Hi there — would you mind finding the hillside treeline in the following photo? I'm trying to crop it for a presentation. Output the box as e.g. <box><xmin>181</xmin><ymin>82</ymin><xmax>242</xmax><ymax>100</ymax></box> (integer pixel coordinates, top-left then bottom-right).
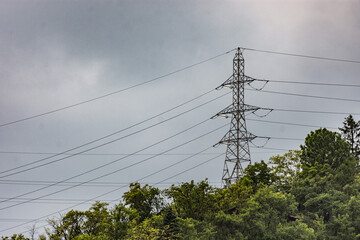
<box><xmin>3</xmin><ymin>115</ymin><xmax>360</xmax><ymax>240</ymax></box>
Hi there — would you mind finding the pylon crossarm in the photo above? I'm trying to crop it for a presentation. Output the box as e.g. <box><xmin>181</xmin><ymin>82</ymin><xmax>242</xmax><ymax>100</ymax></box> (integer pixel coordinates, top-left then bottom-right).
<box><xmin>215</xmin><ymin>75</ymin><xmax>234</xmax><ymax>90</ymax></box>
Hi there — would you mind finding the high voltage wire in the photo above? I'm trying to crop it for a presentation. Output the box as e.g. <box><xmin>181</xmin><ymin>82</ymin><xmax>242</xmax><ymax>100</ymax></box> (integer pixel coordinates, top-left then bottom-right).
<box><xmin>0</xmin><ymin>136</ymin><xmax>226</xmax><ymax>234</ymax></box>
<box><xmin>2</xmin><ymin>46</ymin><xmax>357</xmax><ymax>129</ymax></box>
<box><xmin>0</xmin><ymin>122</ymin><xmax>227</xmax><ymax>211</ymax></box>
<box><xmin>0</xmin><ymin>142</ymin><xmax>296</xmax><ymax>232</ymax></box>
<box><xmin>248</xmin><ymin>88</ymin><xmax>360</xmax><ymax>103</ymax></box>
<box><xmin>0</xmin><ymin>118</ymin><xmax>336</xmax><ymax>158</ymax></box>
<box><xmin>273</xmin><ymin>108</ymin><xmax>360</xmax><ymax>116</ymax></box>
<box><xmin>0</xmin><ymin>180</ymin><xmax>219</xmax><ymax>188</ymax></box>
<box><xmin>0</xmin><ymin>151</ymin><xmax>221</xmax><ymax>156</ymax></box>
<box><xmin>247</xmin><ymin>118</ymin><xmax>337</xmax><ymax>130</ymax></box>
<box><xmin>0</xmin><ymin>91</ymin><xmax>229</xmax><ymax>178</ymax></box>
<box><xmin>243</xmin><ymin>47</ymin><xmax>360</xmax><ymax>64</ymax></box>
<box><xmin>265</xmin><ymin>79</ymin><xmax>360</xmax><ymax>88</ymax></box>
<box><xmin>1</xmin><ymin>46</ymin><xmax>358</xmax><ymax>130</ymax></box>
<box><xmin>0</xmin><ymin>49</ymin><xmax>235</xmax><ymax>128</ymax></box>
<box><xmin>26</xmin><ymin>151</ymin><xmax>224</xmax><ymax>234</ymax></box>
<box><xmin>270</xmin><ymin>137</ymin><xmax>303</xmax><ymax>141</ymax></box>
<box><xmin>22</xmin><ymin>153</ymin><xmax>224</xmax><ymax>234</ymax></box>
<box><xmin>0</xmin><ymin>118</ymin><xmax>216</xmax><ymax>205</ymax></box>
<box><xmin>0</xmin><ymin>88</ymin><xmax>216</xmax><ymax>176</ymax></box>
<box><xmin>154</xmin><ymin>154</ymin><xmax>223</xmax><ymax>187</ymax></box>
<box><xmin>0</xmin><ymin>133</ymin><xmax>298</xmax><ymax>202</ymax></box>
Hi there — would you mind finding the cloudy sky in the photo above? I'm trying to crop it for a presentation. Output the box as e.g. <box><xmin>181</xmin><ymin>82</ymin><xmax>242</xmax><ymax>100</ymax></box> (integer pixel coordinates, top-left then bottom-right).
<box><xmin>1</xmin><ymin>0</ymin><xmax>360</xmax><ymax>236</ymax></box>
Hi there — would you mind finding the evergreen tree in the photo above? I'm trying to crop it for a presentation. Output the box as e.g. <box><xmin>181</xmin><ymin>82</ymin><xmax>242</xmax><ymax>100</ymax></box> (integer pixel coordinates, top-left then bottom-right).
<box><xmin>339</xmin><ymin>114</ymin><xmax>360</xmax><ymax>160</ymax></box>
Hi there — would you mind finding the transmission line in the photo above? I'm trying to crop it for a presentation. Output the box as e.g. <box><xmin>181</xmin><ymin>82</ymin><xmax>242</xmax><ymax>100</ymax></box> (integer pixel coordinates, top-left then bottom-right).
<box><xmin>273</xmin><ymin>108</ymin><xmax>360</xmax><ymax>116</ymax></box>
<box><xmin>248</xmin><ymin>88</ymin><xmax>360</xmax><ymax>103</ymax></box>
<box><xmin>0</xmin><ymin>91</ymin><xmax>229</xmax><ymax>178</ymax></box>
<box><xmin>0</xmin><ymin>88</ymin><xmax>215</xmax><ymax>176</ymax></box>
<box><xmin>247</xmin><ymin>118</ymin><xmax>337</xmax><ymax>130</ymax></box>
<box><xmin>0</xmin><ymin>122</ymin><xmax>227</xmax><ymax>210</ymax></box>
<box><xmin>0</xmin><ymin>49</ymin><xmax>235</xmax><ymax>128</ymax></box>
<box><xmin>264</xmin><ymin>79</ymin><xmax>360</xmax><ymax>88</ymax></box>
<box><xmin>243</xmin><ymin>47</ymin><xmax>360</xmax><ymax>64</ymax></box>
<box><xmin>0</xmin><ymin>151</ymin><xmax>221</xmax><ymax>156</ymax></box>
<box><xmin>155</xmin><ymin>154</ymin><xmax>223</xmax><ymax>187</ymax></box>
<box><xmin>0</xmin><ymin>126</ymin><xmax>227</xmax><ymax>234</ymax></box>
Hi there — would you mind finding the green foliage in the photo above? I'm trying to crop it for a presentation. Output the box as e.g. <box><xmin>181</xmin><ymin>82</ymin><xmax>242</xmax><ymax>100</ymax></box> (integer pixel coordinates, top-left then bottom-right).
<box><xmin>165</xmin><ymin>180</ymin><xmax>216</xmax><ymax>221</ymax></box>
<box><xmin>301</xmin><ymin>128</ymin><xmax>353</xmax><ymax>170</ymax></box>
<box><xmin>1</xmin><ymin>235</ymin><xmax>29</xmax><ymax>240</ymax></box>
<box><xmin>178</xmin><ymin>218</ymin><xmax>216</xmax><ymax>240</ymax></box>
<box><xmin>238</xmin><ymin>186</ymin><xmax>297</xmax><ymax>239</ymax></box>
<box><xmin>339</xmin><ymin>114</ymin><xmax>360</xmax><ymax>159</ymax></box>
<box><xmin>269</xmin><ymin>150</ymin><xmax>301</xmax><ymax>192</ymax></box>
<box><xmin>127</xmin><ymin>215</ymin><xmax>165</xmax><ymax>240</ymax></box>
<box><xmin>275</xmin><ymin>222</ymin><xmax>316</xmax><ymax>240</ymax></box>
<box><xmin>242</xmin><ymin>160</ymin><xmax>278</xmax><ymax>192</ymax></box>
<box><xmin>123</xmin><ymin>182</ymin><xmax>163</xmax><ymax>222</ymax></box>
<box><xmin>161</xmin><ymin>207</ymin><xmax>180</xmax><ymax>239</ymax></box>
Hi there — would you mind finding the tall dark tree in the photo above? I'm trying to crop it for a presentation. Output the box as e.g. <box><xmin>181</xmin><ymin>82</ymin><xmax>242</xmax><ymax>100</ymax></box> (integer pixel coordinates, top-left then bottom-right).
<box><xmin>122</xmin><ymin>182</ymin><xmax>163</xmax><ymax>222</ymax></box>
<box><xmin>339</xmin><ymin>114</ymin><xmax>360</xmax><ymax>160</ymax></box>
<box><xmin>242</xmin><ymin>160</ymin><xmax>278</xmax><ymax>192</ymax></box>
<box><xmin>300</xmin><ymin>128</ymin><xmax>353</xmax><ymax>170</ymax></box>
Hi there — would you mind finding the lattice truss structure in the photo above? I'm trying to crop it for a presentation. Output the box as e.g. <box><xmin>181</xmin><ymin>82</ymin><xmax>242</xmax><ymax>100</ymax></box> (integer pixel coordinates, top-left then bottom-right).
<box><xmin>213</xmin><ymin>48</ymin><xmax>266</xmax><ymax>188</ymax></box>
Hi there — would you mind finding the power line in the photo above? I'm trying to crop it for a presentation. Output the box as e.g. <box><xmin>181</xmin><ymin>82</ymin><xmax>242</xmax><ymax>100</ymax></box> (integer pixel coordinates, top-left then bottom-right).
<box><xmin>0</xmin><ymin>151</ymin><xmax>221</xmax><ymax>156</ymax></box>
<box><xmin>0</xmin><ymin>180</ymin><xmax>217</xmax><ymax>188</ymax></box>
<box><xmin>243</xmin><ymin>47</ymin><xmax>360</xmax><ymax>64</ymax></box>
<box><xmin>0</xmin><ymin>88</ymin><xmax>215</xmax><ymax>176</ymax></box>
<box><xmin>270</xmin><ymin>137</ymin><xmax>303</xmax><ymax>141</ymax></box>
<box><xmin>1</xmin><ymin>139</ymin><xmax>289</xmax><ymax>233</ymax></box>
<box><xmin>0</xmin><ymin>117</ymin><xmax>335</xmax><ymax>163</ymax></box>
<box><xmin>273</xmin><ymin>108</ymin><xmax>360</xmax><ymax>116</ymax></box>
<box><xmin>247</xmin><ymin>118</ymin><xmax>337</xmax><ymax>130</ymax></box>
<box><xmin>0</xmin><ymin>122</ymin><xmax>227</xmax><ymax>210</ymax></box>
<box><xmin>154</xmin><ymin>153</ymin><xmax>223</xmax><ymax>187</ymax></box>
<box><xmin>0</xmin><ymin>49</ymin><xmax>235</xmax><ymax>128</ymax></box>
<box><xmin>0</xmin><ymin>128</ymin><xmax>226</xmax><ymax>234</ymax></box>
<box><xmin>265</xmin><ymin>79</ymin><xmax>360</xmax><ymax>88</ymax></box>
<box><xmin>0</xmin><ymin>91</ymin><xmax>229</xmax><ymax>179</ymax></box>
<box><xmin>248</xmin><ymin>88</ymin><xmax>360</xmax><ymax>103</ymax></box>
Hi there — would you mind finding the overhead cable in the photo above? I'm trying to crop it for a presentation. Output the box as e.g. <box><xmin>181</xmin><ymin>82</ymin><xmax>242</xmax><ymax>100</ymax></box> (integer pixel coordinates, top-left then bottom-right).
<box><xmin>264</xmin><ymin>79</ymin><xmax>360</xmax><ymax>88</ymax></box>
<box><xmin>0</xmin><ymin>49</ymin><xmax>235</xmax><ymax>128</ymax></box>
<box><xmin>0</xmin><ymin>91</ymin><xmax>229</xmax><ymax>178</ymax></box>
<box><xmin>0</xmin><ymin>127</ymin><xmax>226</xmax><ymax>233</ymax></box>
<box><xmin>248</xmin><ymin>88</ymin><xmax>360</xmax><ymax>103</ymax></box>
<box><xmin>0</xmin><ymin>122</ymin><xmax>227</xmax><ymax>211</ymax></box>
<box><xmin>243</xmin><ymin>47</ymin><xmax>360</xmax><ymax>64</ymax></box>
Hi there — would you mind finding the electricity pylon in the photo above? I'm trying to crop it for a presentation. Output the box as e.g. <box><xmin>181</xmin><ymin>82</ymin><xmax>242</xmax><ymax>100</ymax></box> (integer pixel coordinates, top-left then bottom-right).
<box><xmin>213</xmin><ymin>47</ymin><xmax>264</xmax><ymax>188</ymax></box>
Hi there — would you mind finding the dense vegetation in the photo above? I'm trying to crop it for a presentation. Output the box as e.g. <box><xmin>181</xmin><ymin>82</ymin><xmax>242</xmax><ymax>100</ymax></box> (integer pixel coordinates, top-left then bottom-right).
<box><xmin>3</xmin><ymin>115</ymin><xmax>360</xmax><ymax>240</ymax></box>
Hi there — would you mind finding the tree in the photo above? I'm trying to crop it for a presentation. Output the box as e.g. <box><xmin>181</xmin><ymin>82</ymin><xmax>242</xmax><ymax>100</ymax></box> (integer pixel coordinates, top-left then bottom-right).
<box><xmin>83</xmin><ymin>202</ymin><xmax>111</xmax><ymax>236</ymax></box>
<box><xmin>237</xmin><ymin>186</ymin><xmax>298</xmax><ymax>239</ymax></box>
<box><xmin>122</xmin><ymin>183</ymin><xmax>163</xmax><ymax>222</ymax></box>
<box><xmin>300</xmin><ymin>128</ymin><xmax>353</xmax><ymax>170</ymax></box>
<box><xmin>275</xmin><ymin>222</ymin><xmax>316</xmax><ymax>240</ymax></box>
<box><xmin>165</xmin><ymin>180</ymin><xmax>216</xmax><ymax>221</ymax></box>
<box><xmin>269</xmin><ymin>150</ymin><xmax>302</xmax><ymax>192</ymax></box>
<box><xmin>292</xmin><ymin>128</ymin><xmax>358</xmax><ymax>222</ymax></box>
<box><xmin>108</xmin><ymin>203</ymin><xmax>131</xmax><ymax>239</ymax></box>
<box><xmin>161</xmin><ymin>207</ymin><xmax>180</xmax><ymax>239</ymax></box>
<box><xmin>47</xmin><ymin>210</ymin><xmax>86</xmax><ymax>240</ymax></box>
<box><xmin>339</xmin><ymin>114</ymin><xmax>360</xmax><ymax>160</ymax></box>
<box><xmin>1</xmin><ymin>235</ymin><xmax>29</xmax><ymax>240</ymax></box>
<box><xmin>242</xmin><ymin>160</ymin><xmax>278</xmax><ymax>192</ymax></box>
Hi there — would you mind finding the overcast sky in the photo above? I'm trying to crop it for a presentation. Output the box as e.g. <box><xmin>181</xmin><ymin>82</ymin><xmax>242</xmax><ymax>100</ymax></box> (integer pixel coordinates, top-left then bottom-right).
<box><xmin>1</xmin><ymin>0</ymin><xmax>360</xmax><ymax>236</ymax></box>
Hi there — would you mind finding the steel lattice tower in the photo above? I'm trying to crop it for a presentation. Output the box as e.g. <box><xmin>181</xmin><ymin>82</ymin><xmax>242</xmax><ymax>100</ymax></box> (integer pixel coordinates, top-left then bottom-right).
<box><xmin>213</xmin><ymin>48</ymin><xmax>261</xmax><ymax>188</ymax></box>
